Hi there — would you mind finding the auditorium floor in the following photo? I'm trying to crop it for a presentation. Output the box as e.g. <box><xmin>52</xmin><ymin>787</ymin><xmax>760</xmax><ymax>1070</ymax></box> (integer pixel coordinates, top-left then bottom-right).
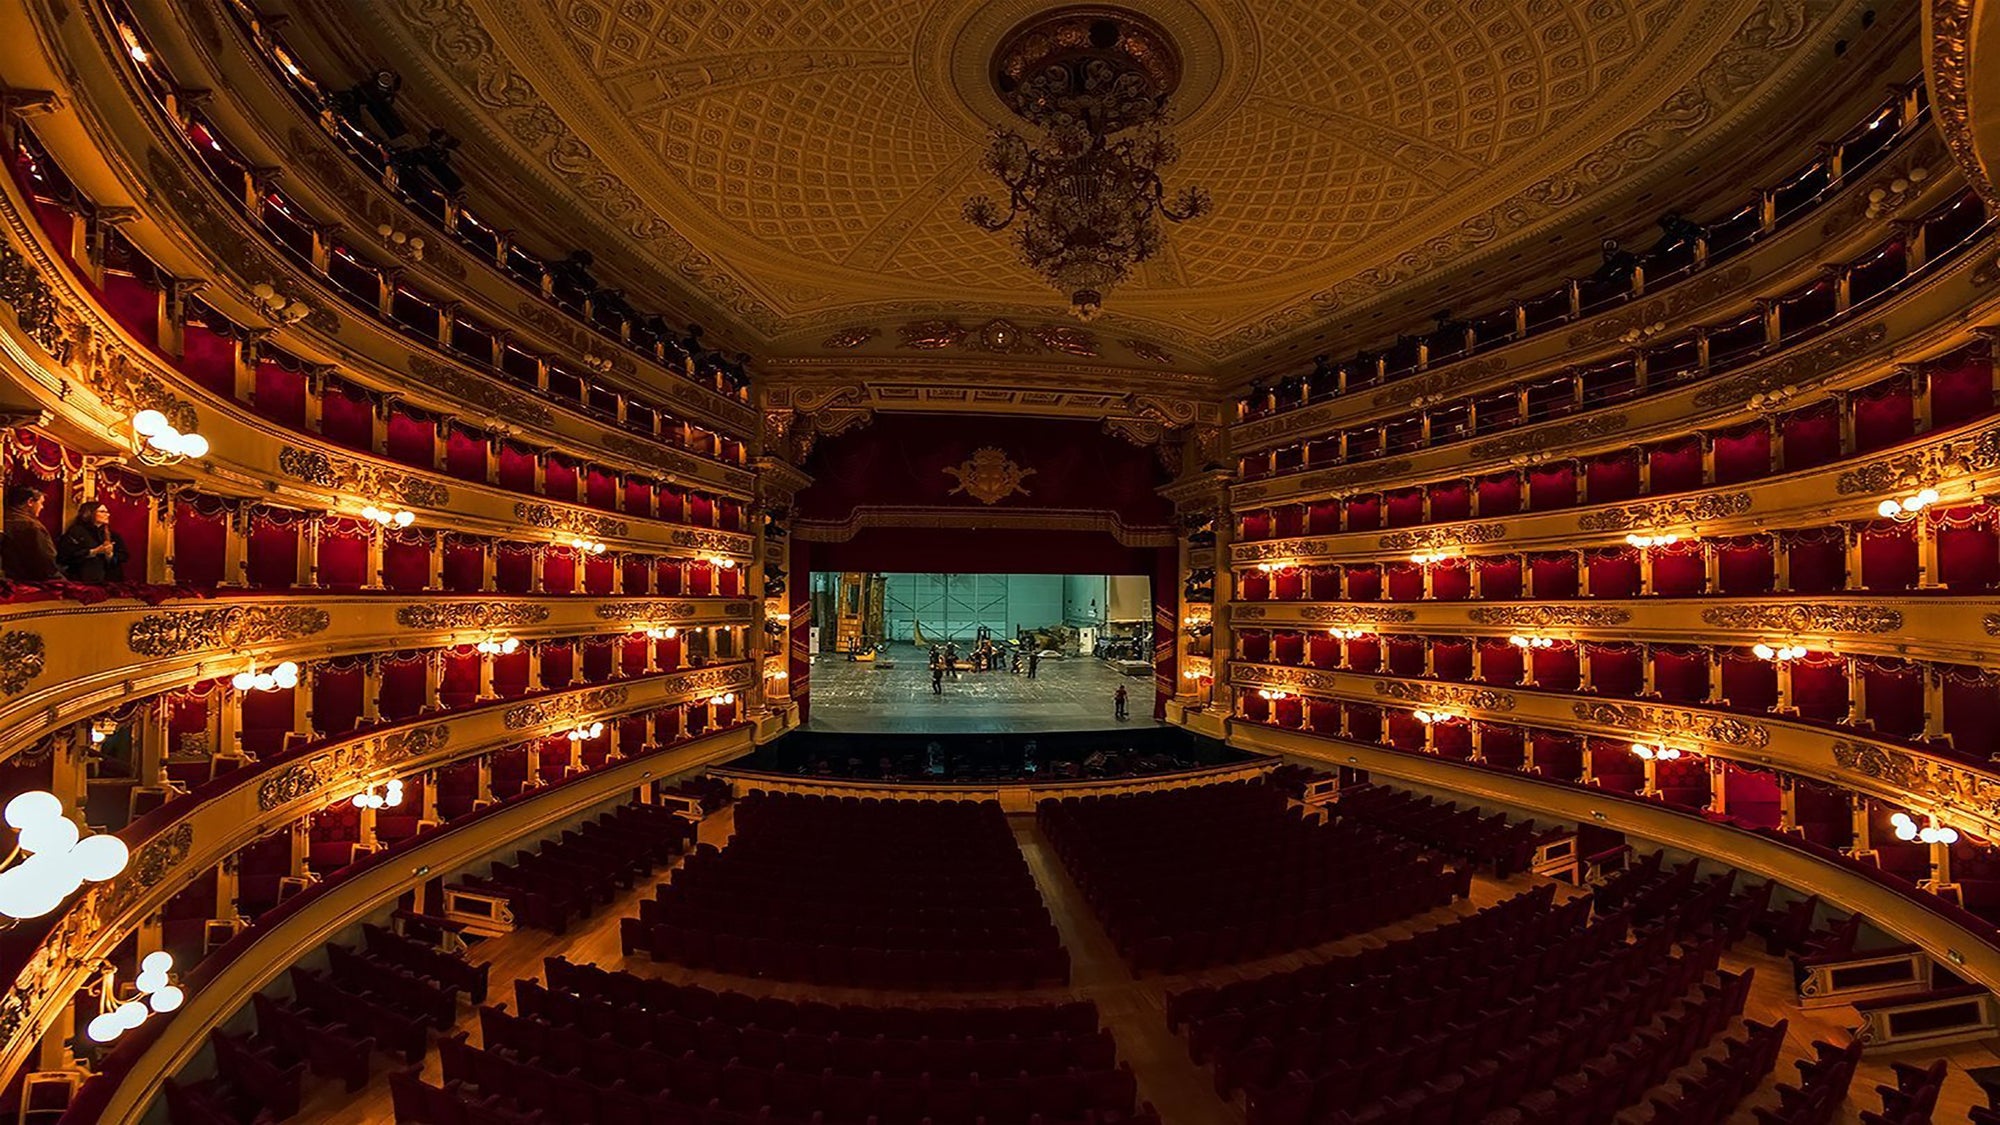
<box><xmin>806</xmin><ymin>644</ymin><xmax>1152</xmax><ymax>733</ymax></box>
<box><xmin>282</xmin><ymin>805</ymin><xmax>2000</xmax><ymax>1125</ymax></box>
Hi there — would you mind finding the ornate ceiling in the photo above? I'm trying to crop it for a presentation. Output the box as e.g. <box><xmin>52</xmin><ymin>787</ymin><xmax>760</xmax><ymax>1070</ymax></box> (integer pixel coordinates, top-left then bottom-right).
<box><xmin>299</xmin><ymin>0</ymin><xmax>1866</xmax><ymax>376</ymax></box>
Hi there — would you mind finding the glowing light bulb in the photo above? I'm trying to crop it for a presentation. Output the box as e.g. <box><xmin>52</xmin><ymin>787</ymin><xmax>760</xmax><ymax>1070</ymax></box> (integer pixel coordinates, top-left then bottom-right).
<box><xmin>148</xmin><ymin>985</ymin><xmax>184</xmax><ymax>1013</ymax></box>
<box><xmin>131</xmin><ymin>410</ymin><xmax>168</xmax><ymax>438</ymax></box>
<box><xmin>4</xmin><ymin>791</ymin><xmax>62</xmax><ymax>830</ymax></box>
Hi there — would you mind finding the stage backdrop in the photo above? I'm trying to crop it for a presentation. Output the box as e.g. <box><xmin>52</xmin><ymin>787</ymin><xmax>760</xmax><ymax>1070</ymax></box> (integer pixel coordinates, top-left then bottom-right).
<box><xmin>789</xmin><ymin>414</ymin><xmax>1179</xmax><ymax>717</ymax></box>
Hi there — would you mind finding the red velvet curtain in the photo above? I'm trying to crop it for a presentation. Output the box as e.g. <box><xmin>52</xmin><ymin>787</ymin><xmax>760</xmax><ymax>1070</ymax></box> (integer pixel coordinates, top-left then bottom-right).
<box><xmin>625</xmin><ymin>479</ymin><xmax>655</xmax><ymax>518</ymax></box>
<box><xmin>1937</xmin><ymin>507</ymin><xmax>2000</xmax><ymax>590</ymax></box>
<box><xmin>441</xmin><ymin>536</ymin><xmax>485</xmax><ymax>592</ymax></box>
<box><xmin>1780</xmin><ymin>402</ymin><xmax>1841</xmax><ymax>471</ymax></box>
<box><xmin>312</xmin><ymin>661</ymin><xmax>366</xmax><ymax>737</ymax></box>
<box><xmin>1527</xmin><ymin>464</ymin><xmax>1576</xmax><ymax>510</ymax></box>
<box><xmin>1308</xmin><ymin>566</ymin><xmax>1341</xmax><ymax>600</ymax></box>
<box><xmin>245</xmin><ymin>506</ymin><xmax>304</xmax><ymax>589</ymax></box>
<box><xmin>654</xmin><ymin>560</ymin><xmax>683</xmax><ymax>595</ymax></box>
<box><xmin>178</xmin><ymin>322</ymin><xmax>236</xmax><ymax>397</ymax></box>
<box><xmin>1528</xmin><ymin>553</ymin><xmax>1578</xmax><ymax>599</ymax></box>
<box><xmin>495</xmin><ymin>545</ymin><xmax>534</xmax><ymax>594</ymax></box>
<box><xmin>492</xmin><ymin>649</ymin><xmax>531</xmax><ymax>697</ymax></box>
<box><xmin>1851</xmin><ymin>376</ymin><xmax>1915</xmax><ymax>454</ymax></box>
<box><xmin>1791</xmin><ymin>654</ymin><xmax>1849</xmax><ymax>722</ymax></box>
<box><xmin>1652</xmin><ymin>539</ymin><xmax>1705</xmax><ymax>596</ymax></box>
<box><xmin>688</xmin><ymin>560</ymin><xmax>713</xmax><ymax>596</ymax></box>
<box><xmin>1384</xmin><ymin>563</ymin><xmax>1423</xmax><ymax>601</ymax></box>
<box><xmin>658</xmin><ymin>488</ymin><xmax>688</xmax><ymax>525</ymax></box>
<box><xmin>1784</xmin><ymin>527</ymin><xmax>1847</xmax><ymax>593</ymax></box>
<box><xmin>586</xmin><ymin>467</ymin><xmax>618</xmax><ymax>511</ymax></box>
<box><xmin>382</xmin><ymin>528</ymin><xmax>432</xmax><ymax>592</ymax></box>
<box><xmin>1383</xmin><ymin>490</ymin><xmax>1424</xmax><ymax>527</ymax></box>
<box><xmin>1385</xmin><ymin>711</ymin><xmax>1424</xmax><ymax>752</ymax></box>
<box><xmin>620</xmin><ymin>556</ymin><xmax>652</xmax><ymax>595</ymax></box>
<box><xmin>1586</xmin><ymin>643</ymin><xmax>1643</xmax><ymax>698</ymax></box>
<box><xmin>1433</xmin><ymin>721</ymin><xmax>1473</xmax><ymax>759</ymax></box>
<box><xmin>238</xmin><ymin>686</ymin><xmax>296</xmax><ymax>758</ymax></box>
<box><xmin>1308</xmin><ymin>500</ymin><xmax>1342</xmax><ymax>533</ymax></box>
<box><xmin>620</xmin><ymin>635</ymin><xmax>649</xmax><ymax>677</ymax></box>
<box><xmin>100</xmin><ymin>272</ymin><xmax>159</xmax><ymax>349</ymax></box>
<box><xmin>1385</xmin><ymin>637</ymin><xmax>1424</xmax><ymax>677</ymax></box>
<box><xmin>1238</xmin><ymin>570</ymin><xmax>1269</xmax><ymax>601</ymax></box>
<box><xmin>539</xmin><ymin>644</ymin><xmax>575</xmax><ymax>691</ymax></box>
<box><xmin>1647</xmin><ymin>438</ymin><xmax>1703</xmax><ymax>495</ymax></box>
<box><xmin>1532</xmin><ymin>645</ymin><xmax>1580</xmax><ymax>692</ymax></box>
<box><xmin>1476</xmin><ymin>557</ymin><xmax>1522</xmax><ymax>599</ymax></box>
<box><xmin>1239</xmin><ymin>510</ymin><xmax>1272</xmax><ymax>541</ymax></box>
<box><xmin>1584</xmin><ymin>451</ymin><xmax>1641</xmax><ymax>504</ymax></box>
<box><xmin>1274</xmin><ymin>505</ymin><xmax>1305</xmax><ymax>538</ymax></box>
<box><xmin>1858</xmin><ymin>658</ymin><xmax>1924</xmax><ymax>738</ymax></box>
<box><xmin>440</xmin><ymin>648</ymin><xmax>481</xmax><ymax>709</ymax></box>
<box><xmin>1273</xmin><ymin>632</ymin><xmax>1305</xmax><ymax>666</ymax></box>
<box><xmin>1426</xmin><ymin>481</ymin><xmax>1470</xmax><ymax>522</ymax></box>
<box><xmin>1721</xmin><ymin>652</ymin><xmax>1777</xmax><ymax>711</ymax></box>
<box><xmin>582</xmin><ymin>640</ymin><xmax>616</xmax><ymax>683</ymax></box>
<box><xmin>1476</xmin><ymin>473</ymin><xmax>1521</xmax><ymax>517</ymax></box>
<box><xmin>1273</xmin><ymin>568</ymin><xmax>1304</xmax><ymax>600</ymax></box>
<box><xmin>1347</xmin><ymin>637</ymin><xmax>1381</xmax><ymax>673</ymax></box>
<box><xmin>1724</xmin><ymin>767</ymin><xmax>1783</xmax><ymax>828</ymax></box>
<box><xmin>1433</xmin><ymin>638</ymin><xmax>1472</xmax><ymax>681</ymax></box>
<box><xmin>1530</xmin><ymin>734</ymin><xmax>1582</xmax><ymax>781</ymax></box>
<box><xmin>445</xmin><ymin>426</ymin><xmax>489</xmax><ymax>483</ymax></box>
<box><xmin>584</xmin><ymin>554</ymin><xmax>616</xmax><ymax>595</ymax></box>
<box><xmin>1653</xmin><ymin>646</ymin><xmax>1709</xmax><ymax>703</ymax></box>
<box><xmin>1344</xmin><ymin>496</ymin><xmax>1381</xmax><ymax>531</ymax></box>
<box><xmin>497</xmin><ymin>442</ymin><xmax>538</xmax><ymax>495</ymax></box>
<box><xmin>1307</xmin><ymin>700</ymin><xmax>1340</xmax><ymax>735</ymax></box>
<box><xmin>95</xmin><ymin>466</ymin><xmax>155</xmax><ymax>580</ymax></box>
<box><xmin>1712</xmin><ymin>424</ymin><xmax>1770</xmax><ymax>484</ymax></box>
<box><xmin>1477</xmin><ymin>639</ymin><xmax>1522</xmax><ymax>685</ymax></box>
<box><xmin>1655</xmin><ymin>759</ymin><xmax>1711</xmax><ymax>811</ymax></box>
<box><xmin>1239</xmin><ymin>631</ymin><xmax>1271</xmax><ymax>663</ymax></box>
<box><xmin>171</xmin><ymin>495</ymin><xmax>230</xmax><ymax>587</ymax></box>
<box><xmin>1589</xmin><ymin>739</ymin><xmax>1645</xmax><ymax>795</ymax></box>
<box><xmin>1307</xmin><ymin>633</ymin><xmax>1339</xmax><ymax>668</ymax></box>
<box><xmin>1929</xmin><ymin>348</ymin><xmax>1995</xmax><ymax>430</ymax></box>
<box><xmin>319</xmin><ymin>379</ymin><xmax>376</xmax><ymax>453</ymax></box>
<box><xmin>379</xmin><ymin>654</ymin><xmax>429</xmax><ymax>721</ymax></box>
<box><xmin>1432</xmin><ymin>561</ymin><xmax>1471</xmax><ymax>601</ymax></box>
<box><xmin>1942</xmin><ymin>666</ymin><xmax>2000</xmax><ymax>758</ymax></box>
<box><xmin>1586</xmin><ymin>548</ymin><xmax>1640</xmax><ymax>598</ymax></box>
<box><xmin>544</xmin><ymin>455</ymin><xmax>580</xmax><ymax>502</ymax></box>
<box><xmin>316</xmin><ymin>517</ymin><xmax>371</xmax><ymax>589</ymax></box>
<box><xmin>1344</xmin><ymin>704</ymin><xmax>1381</xmax><ymax>744</ymax></box>
<box><xmin>1479</xmin><ymin>724</ymin><xmax>1523</xmax><ymax>769</ymax></box>
<box><xmin>690</xmin><ymin>493</ymin><xmax>715</xmax><ymax>527</ymax></box>
<box><xmin>1859</xmin><ymin>521</ymin><xmax>1919</xmax><ymax>591</ymax></box>
<box><xmin>1716</xmin><ymin>537</ymin><xmax>1774</xmax><ymax>595</ymax></box>
<box><xmin>253</xmin><ymin>359</ymin><xmax>309</xmax><ymax>431</ymax></box>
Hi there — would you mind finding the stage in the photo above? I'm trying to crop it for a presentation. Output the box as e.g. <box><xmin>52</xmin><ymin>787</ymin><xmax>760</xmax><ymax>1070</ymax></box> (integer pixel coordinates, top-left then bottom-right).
<box><xmin>805</xmin><ymin>643</ymin><xmax>1153</xmax><ymax>734</ymax></box>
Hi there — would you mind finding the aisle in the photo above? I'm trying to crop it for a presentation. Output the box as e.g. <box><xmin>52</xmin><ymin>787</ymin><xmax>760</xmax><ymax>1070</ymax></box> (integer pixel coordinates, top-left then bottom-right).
<box><xmin>1010</xmin><ymin>817</ymin><xmax>1243</xmax><ymax>1125</ymax></box>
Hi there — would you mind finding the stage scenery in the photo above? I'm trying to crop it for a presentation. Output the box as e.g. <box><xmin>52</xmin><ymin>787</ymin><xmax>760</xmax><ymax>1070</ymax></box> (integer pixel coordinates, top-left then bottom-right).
<box><xmin>803</xmin><ymin>572</ymin><xmax>1158</xmax><ymax>733</ymax></box>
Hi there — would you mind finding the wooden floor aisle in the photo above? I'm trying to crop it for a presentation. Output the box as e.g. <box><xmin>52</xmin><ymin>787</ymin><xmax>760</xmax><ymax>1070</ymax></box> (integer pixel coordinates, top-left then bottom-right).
<box><xmin>274</xmin><ymin>806</ymin><xmax>2000</xmax><ymax>1125</ymax></box>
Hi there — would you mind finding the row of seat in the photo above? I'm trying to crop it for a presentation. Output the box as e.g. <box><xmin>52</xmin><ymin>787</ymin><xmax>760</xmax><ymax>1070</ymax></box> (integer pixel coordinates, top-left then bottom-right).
<box><xmin>1643</xmin><ymin>1015</ymin><xmax>1788</xmax><ymax>1125</ymax></box>
<box><xmin>544</xmin><ymin>956</ymin><xmax>1098</xmax><ymax>1039</ymax></box>
<box><xmin>443</xmin><ymin>1016</ymin><xmax>1152</xmax><ymax>1125</ymax></box>
<box><xmin>621</xmin><ymin>919</ymin><xmax>1072</xmax><ymax>990</ymax></box>
<box><xmin>162</xmin><ymin>1028</ymin><xmax>307</xmax><ymax>1125</ymax></box>
<box><xmin>1333</xmin><ymin>785</ymin><xmax>1551</xmax><ymax>878</ymax></box>
<box><xmin>455</xmin><ymin>802</ymin><xmax>693</xmax><ymax>933</ymax></box>
<box><xmin>1164</xmin><ymin>885</ymin><xmax>1563</xmax><ymax>1033</ymax></box>
<box><xmin>364</xmin><ymin>922</ymin><xmax>491</xmax><ymax>1004</ymax></box>
<box><xmin>509</xmin><ymin>978</ymin><xmax>1117</xmax><ymax>1078</ymax></box>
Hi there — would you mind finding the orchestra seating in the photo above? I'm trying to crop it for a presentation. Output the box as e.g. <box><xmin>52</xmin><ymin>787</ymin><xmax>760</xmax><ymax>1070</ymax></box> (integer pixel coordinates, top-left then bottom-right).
<box><xmin>627</xmin><ymin>793</ymin><xmax>1067</xmax><ymax>988</ymax></box>
<box><xmin>1037</xmin><ymin>780</ymin><xmax>1468</xmax><ymax>972</ymax></box>
<box><xmin>1332</xmin><ymin>784</ymin><xmax>1553</xmax><ymax>878</ymax></box>
<box><xmin>1643</xmin><ymin>1016</ymin><xmax>1788</xmax><ymax>1124</ymax></box>
<box><xmin>385</xmin><ymin>955</ymin><xmax>1157</xmax><ymax>1124</ymax></box>
<box><xmin>1752</xmin><ymin>1035</ymin><xmax>1863</xmax><ymax>1125</ymax></box>
<box><xmin>454</xmin><ymin>802</ymin><xmax>695</xmax><ymax>934</ymax></box>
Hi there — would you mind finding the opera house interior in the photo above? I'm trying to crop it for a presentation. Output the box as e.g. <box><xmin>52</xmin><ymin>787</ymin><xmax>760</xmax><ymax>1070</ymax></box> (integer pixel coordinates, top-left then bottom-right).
<box><xmin>9</xmin><ymin>0</ymin><xmax>2000</xmax><ymax>1122</ymax></box>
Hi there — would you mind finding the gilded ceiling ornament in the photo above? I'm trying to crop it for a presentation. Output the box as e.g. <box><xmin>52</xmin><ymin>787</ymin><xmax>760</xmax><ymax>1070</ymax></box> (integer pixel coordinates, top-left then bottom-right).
<box><xmin>1123</xmin><ymin>339</ymin><xmax>1175</xmax><ymax>365</ymax></box>
<box><xmin>1692</xmin><ymin>324</ymin><xmax>1889</xmax><ymax>408</ymax></box>
<box><xmin>1466</xmin><ymin>606</ymin><xmax>1632</xmax><ymax>628</ymax></box>
<box><xmin>513</xmin><ymin>502</ymin><xmax>628</xmax><ymax>540</ymax></box>
<box><xmin>396</xmin><ymin>603</ymin><xmax>551</xmax><ymax>630</ymax></box>
<box><xmin>0</xmin><ymin>632</ymin><xmax>45</xmax><ymax>696</ymax></box>
<box><xmin>1576</xmin><ymin>492</ymin><xmax>1753</xmax><ymax>532</ymax></box>
<box><xmin>128</xmin><ymin>606</ymin><xmax>332</xmax><ymax>657</ymax></box>
<box><xmin>1378</xmin><ymin>525</ymin><xmax>1505</xmax><ymax>552</ymax></box>
<box><xmin>1571</xmin><ymin>701</ymin><xmax>1769</xmax><ymax>748</ymax></box>
<box><xmin>1835</xmin><ymin>425</ymin><xmax>2000</xmax><ymax>496</ymax></box>
<box><xmin>279</xmin><ymin>447</ymin><xmax>452</xmax><ymax>509</ymax></box>
<box><xmin>944</xmin><ymin>447</ymin><xmax>1036</xmax><ymax>505</ymax></box>
<box><xmin>822</xmin><ymin>326</ymin><xmax>876</xmax><ymax>349</ymax></box>
<box><xmin>1926</xmin><ymin>0</ymin><xmax>2000</xmax><ymax>210</ymax></box>
<box><xmin>1031</xmin><ymin>325</ymin><xmax>1101</xmax><ymax>357</ymax></box>
<box><xmin>898</xmin><ymin>320</ymin><xmax>968</xmax><ymax>349</ymax></box>
<box><xmin>1701</xmin><ymin>604</ymin><xmax>1903</xmax><ymax>634</ymax></box>
<box><xmin>1374</xmin><ymin>680</ymin><xmax>1517</xmax><ymax>712</ymax></box>
<box><xmin>503</xmin><ymin>686</ymin><xmax>632</xmax><ymax>731</ymax></box>
<box><xmin>966</xmin><ymin>319</ymin><xmax>1040</xmax><ymax>354</ymax></box>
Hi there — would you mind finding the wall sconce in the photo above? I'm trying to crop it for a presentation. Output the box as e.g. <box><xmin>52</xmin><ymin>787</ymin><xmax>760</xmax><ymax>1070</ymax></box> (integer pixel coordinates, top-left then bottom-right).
<box><xmin>1629</xmin><ymin>742</ymin><xmax>1684</xmax><ymax>761</ymax></box>
<box><xmin>1508</xmin><ymin>635</ymin><xmax>1555</xmax><ymax>649</ymax></box>
<box><xmin>1623</xmin><ymin>532</ymin><xmax>1682</xmax><ymax>549</ymax></box>
<box><xmin>349</xmin><ymin>779</ymin><xmax>404</xmax><ymax>809</ymax></box>
<box><xmin>88</xmin><ymin>719</ymin><xmax>119</xmax><ymax>747</ymax></box>
<box><xmin>1409</xmin><ymin>549</ymin><xmax>1458</xmax><ymax>566</ymax></box>
<box><xmin>1255</xmin><ymin>689</ymin><xmax>1290</xmax><ymax>701</ymax></box>
<box><xmin>1751</xmin><ymin>642</ymin><xmax>1810</xmax><ymax>662</ymax></box>
<box><xmin>374</xmin><ymin>223</ymin><xmax>426</xmax><ymax>261</ymax></box>
<box><xmin>1891</xmin><ymin>811</ymin><xmax>1958</xmax><ymax>844</ymax></box>
<box><xmin>765</xmin><ymin>668</ymin><xmax>789</xmax><ymax>682</ymax></box>
<box><xmin>0</xmin><ymin>791</ymin><xmax>130</xmax><ymax>921</ymax></box>
<box><xmin>1329</xmin><ymin>627</ymin><xmax>1369</xmax><ymax>640</ymax></box>
<box><xmin>116</xmin><ymin>22</ymin><xmax>150</xmax><ymax>64</ymax></box>
<box><xmin>130</xmin><ymin>410</ymin><xmax>209</xmax><ymax>464</ymax></box>
<box><xmin>231</xmin><ymin>661</ymin><xmax>300</xmax><ymax>693</ymax></box>
<box><xmin>1411</xmin><ymin>709</ymin><xmax>1454</xmax><ymax>725</ymax></box>
<box><xmin>250</xmin><ymin>282</ymin><xmax>313</xmax><ymax>324</ymax></box>
<box><xmin>564</xmin><ymin>722</ymin><xmax>606</xmax><ymax>743</ymax></box>
<box><xmin>475</xmin><ymin>636</ymin><xmax>522</xmax><ymax>655</ymax></box>
<box><xmin>644</xmin><ymin>626</ymin><xmax>678</xmax><ymax>640</ymax></box>
<box><xmin>707</xmin><ymin>693</ymin><xmax>737</xmax><ymax>706</ymax></box>
<box><xmin>1877</xmin><ymin>488</ymin><xmax>1940</xmax><ymax>521</ymax></box>
<box><xmin>362</xmin><ymin>505</ymin><xmax>416</xmax><ymax>528</ymax></box>
<box><xmin>85</xmin><ymin>952</ymin><xmax>182</xmax><ymax>1043</ymax></box>
<box><xmin>568</xmin><ymin>537</ymin><xmax>608</xmax><ymax>554</ymax></box>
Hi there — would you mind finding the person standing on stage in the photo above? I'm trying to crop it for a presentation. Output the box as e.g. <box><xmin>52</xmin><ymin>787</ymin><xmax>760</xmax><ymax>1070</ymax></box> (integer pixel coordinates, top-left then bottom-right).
<box><xmin>1114</xmin><ymin>684</ymin><xmax>1129</xmax><ymax>721</ymax></box>
<box><xmin>1028</xmin><ymin>649</ymin><xmax>1039</xmax><ymax>679</ymax></box>
<box><xmin>932</xmin><ymin>662</ymin><xmax>944</xmax><ymax>696</ymax></box>
<box><xmin>945</xmin><ymin>641</ymin><xmax>959</xmax><ymax>679</ymax></box>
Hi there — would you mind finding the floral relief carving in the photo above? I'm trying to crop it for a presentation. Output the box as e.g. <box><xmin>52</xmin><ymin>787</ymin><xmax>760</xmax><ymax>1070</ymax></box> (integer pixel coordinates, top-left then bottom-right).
<box><xmin>255</xmin><ymin>726</ymin><xmax>451</xmax><ymax>811</ymax></box>
<box><xmin>943</xmin><ymin>448</ymin><xmax>1036</xmax><ymax>505</ymax></box>
<box><xmin>396</xmin><ymin>603</ymin><xmax>552</xmax><ymax>630</ymax></box>
<box><xmin>407</xmin><ymin>353</ymin><xmax>554</xmax><ymax>426</ymax></box>
<box><xmin>595</xmin><ymin>601</ymin><xmax>701</xmax><ymax>622</ymax></box>
<box><xmin>1377</xmin><ymin>524</ymin><xmax>1505</xmax><ymax>552</ymax></box>
<box><xmin>1465</xmin><ymin>606</ymin><xmax>1632</xmax><ymax>628</ymax></box>
<box><xmin>278</xmin><ymin>447</ymin><xmax>451</xmax><ymax>508</ymax></box>
<box><xmin>1374</xmin><ymin>680</ymin><xmax>1518</xmax><ymax>712</ymax></box>
<box><xmin>1468</xmin><ymin>414</ymin><xmax>1630</xmax><ymax>460</ymax></box>
<box><xmin>1369</xmin><ymin>356</ymin><xmax>1510</xmax><ymax>410</ymax></box>
<box><xmin>128</xmin><ymin>607</ymin><xmax>331</xmax><ymax>657</ymax></box>
<box><xmin>1565</xmin><ymin>265</ymin><xmax>1756</xmax><ymax>348</ymax></box>
<box><xmin>1230</xmin><ymin>539</ymin><xmax>1333</xmax><ymax>564</ymax></box>
<box><xmin>1835</xmin><ymin>425</ymin><xmax>2000</xmax><ymax>495</ymax></box>
<box><xmin>513</xmin><ymin>502</ymin><xmax>629</xmax><ymax>539</ymax></box>
<box><xmin>502</xmin><ymin>686</ymin><xmax>633</xmax><ymax>730</ymax></box>
<box><xmin>1832</xmin><ymin>738</ymin><xmax>2000</xmax><ymax>820</ymax></box>
<box><xmin>1572</xmin><ymin>701</ymin><xmax>1770</xmax><ymax>748</ymax></box>
<box><xmin>668</xmin><ymin>527</ymin><xmax>754</xmax><ymax>554</ymax></box>
<box><xmin>1691</xmin><ymin>324</ymin><xmax>1889</xmax><ymax>408</ymax></box>
<box><xmin>1576</xmin><ymin>492</ymin><xmax>1753</xmax><ymax>532</ymax></box>
<box><xmin>0</xmin><ymin>632</ymin><xmax>45</xmax><ymax>696</ymax></box>
<box><xmin>1701</xmin><ymin>604</ymin><xmax>1903</xmax><ymax>634</ymax></box>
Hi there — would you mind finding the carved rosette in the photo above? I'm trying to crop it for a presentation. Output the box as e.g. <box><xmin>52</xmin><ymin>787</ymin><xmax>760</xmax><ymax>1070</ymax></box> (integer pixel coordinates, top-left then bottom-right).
<box><xmin>278</xmin><ymin>447</ymin><xmax>451</xmax><ymax>508</ymax></box>
<box><xmin>396</xmin><ymin>604</ymin><xmax>552</xmax><ymax>630</ymax></box>
<box><xmin>1377</xmin><ymin>524</ymin><xmax>1505</xmax><ymax>552</ymax></box>
<box><xmin>1571</xmin><ymin>701</ymin><xmax>1769</xmax><ymax>748</ymax></box>
<box><xmin>128</xmin><ymin>607</ymin><xmax>332</xmax><ymax>657</ymax></box>
<box><xmin>1576</xmin><ymin>492</ymin><xmax>1752</xmax><ymax>532</ymax></box>
<box><xmin>503</xmin><ymin>686</ymin><xmax>633</xmax><ymax>730</ymax></box>
<box><xmin>1373</xmin><ymin>680</ymin><xmax>1517</xmax><ymax>712</ymax></box>
<box><xmin>1465</xmin><ymin>606</ymin><xmax>1632</xmax><ymax>629</ymax></box>
<box><xmin>0</xmin><ymin>632</ymin><xmax>45</xmax><ymax>696</ymax></box>
<box><xmin>1700</xmin><ymin>604</ymin><xmax>1903</xmax><ymax>635</ymax></box>
<box><xmin>513</xmin><ymin>502</ymin><xmax>629</xmax><ymax>540</ymax></box>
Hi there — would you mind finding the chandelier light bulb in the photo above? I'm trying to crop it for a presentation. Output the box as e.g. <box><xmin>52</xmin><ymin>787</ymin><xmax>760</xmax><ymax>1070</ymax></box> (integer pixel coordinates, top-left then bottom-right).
<box><xmin>86</xmin><ymin>1012</ymin><xmax>123</xmax><ymax>1044</ymax></box>
<box><xmin>114</xmin><ymin>1000</ymin><xmax>148</xmax><ymax>1030</ymax></box>
<box><xmin>17</xmin><ymin>815</ymin><xmax>79</xmax><ymax>857</ymax></box>
<box><xmin>394</xmin><ymin>510</ymin><xmax>416</xmax><ymax>527</ymax></box>
<box><xmin>1877</xmin><ymin>500</ymin><xmax>1901</xmax><ymax>518</ymax></box>
<box><xmin>69</xmin><ymin>834</ymin><xmax>129</xmax><ymax>882</ymax></box>
<box><xmin>148</xmin><ymin>985</ymin><xmax>185</xmax><ymax>1013</ymax></box>
<box><xmin>130</xmin><ymin>410</ymin><xmax>168</xmax><ymax>438</ymax></box>
<box><xmin>5</xmin><ymin>791</ymin><xmax>63</xmax><ymax>830</ymax></box>
<box><xmin>142</xmin><ymin>951</ymin><xmax>173</xmax><ymax>977</ymax></box>
<box><xmin>176</xmin><ymin>433</ymin><xmax>209</xmax><ymax>459</ymax></box>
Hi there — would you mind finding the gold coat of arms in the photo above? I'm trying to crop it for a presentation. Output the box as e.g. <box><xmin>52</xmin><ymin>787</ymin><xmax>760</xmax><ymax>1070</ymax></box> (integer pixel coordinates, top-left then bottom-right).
<box><xmin>944</xmin><ymin>447</ymin><xmax>1035</xmax><ymax>505</ymax></box>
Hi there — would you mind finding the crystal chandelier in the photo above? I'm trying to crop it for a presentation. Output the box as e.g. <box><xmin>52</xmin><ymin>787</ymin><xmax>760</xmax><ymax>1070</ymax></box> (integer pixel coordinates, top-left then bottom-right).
<box><xmin>964</xmin><ymin>10</ymin><xmax>1211</xmax><ymax>321</ymax></box>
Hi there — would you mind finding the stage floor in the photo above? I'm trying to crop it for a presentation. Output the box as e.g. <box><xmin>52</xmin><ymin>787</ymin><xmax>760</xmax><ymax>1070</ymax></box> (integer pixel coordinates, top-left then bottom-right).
<box><xmin>805</xmin><ymin>643</ymin><xmax>1154</xmax><ymax>734</ymax></box>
